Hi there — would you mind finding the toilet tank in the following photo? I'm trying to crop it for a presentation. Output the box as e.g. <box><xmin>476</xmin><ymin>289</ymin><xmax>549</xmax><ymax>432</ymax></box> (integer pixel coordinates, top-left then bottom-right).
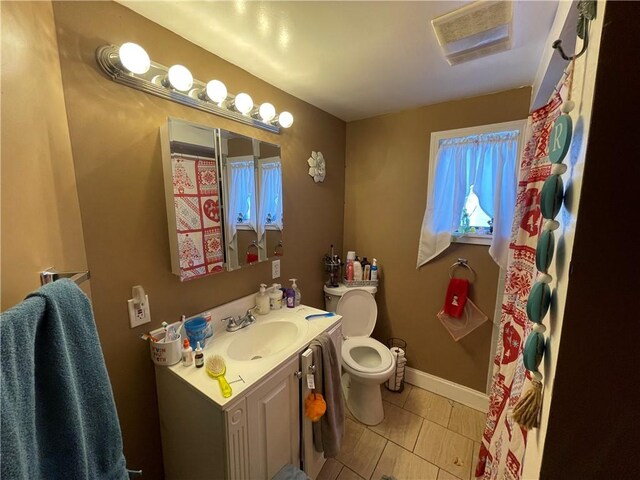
<box><xmin>323</xmin><ymin>283</ymin><xmax>377</xmax><ymax>312</ymax></box>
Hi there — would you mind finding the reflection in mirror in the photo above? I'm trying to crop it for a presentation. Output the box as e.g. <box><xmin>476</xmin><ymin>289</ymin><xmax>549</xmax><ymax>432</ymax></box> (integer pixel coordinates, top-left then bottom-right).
<box><xmin>161</xmin><ymin>118</ymin><xmax>282</xmax><ymax>277</ymax></box>
<box><xmin>219</xmin><ymin>131</ymin><xmax>259</xmax><ymax>270</ymax></box>
<box><xmin>257</xmin><ymin>142</ymin><xmax>283</xmax><ymax>261</ymax></box>
<box><xmin>160</xmin><ymin>118</ymin><xmax>225</xmax><ymax>281</ymax></box>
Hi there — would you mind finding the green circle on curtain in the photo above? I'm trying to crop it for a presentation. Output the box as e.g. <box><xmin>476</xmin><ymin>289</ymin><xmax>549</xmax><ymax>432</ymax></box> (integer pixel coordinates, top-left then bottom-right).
<box><xmin>526</xmin><ymin>281</ymin><xmax>551</xmax><ymax>323</ymax></box>
<box><xmin>523</xmin><ymin>332</ymin><xmax>545</xmax><ymax>372</ymax></box>
<box><xmin>540</xmin><ymin>174</ymin><xmax>564</xmax><ymax>220</ymax></box>
<box><xmin>549</xmin><ymin>114</ymin><xmax>572</xmax><ymax>164</ymax></box>
<box><xmin>536</xmin><ymin>230</ymin><xmax>555</xmax><ymax>273</ymax></box>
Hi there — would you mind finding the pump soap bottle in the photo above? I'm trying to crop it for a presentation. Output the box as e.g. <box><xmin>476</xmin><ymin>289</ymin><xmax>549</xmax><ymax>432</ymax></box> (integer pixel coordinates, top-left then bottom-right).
<box><xmin>289</xmin><ymin>279</ymin><xmax>302</xmax><ymax>307</ymax></box>
<box><xmin>371</xmin><ymin>258</ymin><xmax>378</xmax><ymax>281</ymax></box>
<box><xmin>256</xmin><ymin>283</ymin><xmax>270</xmax><ymax>315</ymax></box>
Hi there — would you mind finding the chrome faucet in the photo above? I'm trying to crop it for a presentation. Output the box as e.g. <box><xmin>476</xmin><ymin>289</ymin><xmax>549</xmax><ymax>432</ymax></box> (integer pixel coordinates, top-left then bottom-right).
<box><xmin>222</xmin><ymin>309</ymin><xmax>257</xmax><ymax>332</ymax></box>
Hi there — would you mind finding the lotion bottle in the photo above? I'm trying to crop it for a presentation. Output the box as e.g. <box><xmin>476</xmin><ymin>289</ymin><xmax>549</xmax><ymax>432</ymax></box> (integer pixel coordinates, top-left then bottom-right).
<box><xmin>269</xmin><ymin>284</ymin><xmax>283</xmax><ymax>310</ymax></box>
<box><xmin>256</xmin><ymin>283</ymin><xmax>270</xmax><ymax>315</ymax></box>
<box><xmin>353</xmin><ymin>257</ymin><xmax>363</xmax><ymax>281</ymax></box>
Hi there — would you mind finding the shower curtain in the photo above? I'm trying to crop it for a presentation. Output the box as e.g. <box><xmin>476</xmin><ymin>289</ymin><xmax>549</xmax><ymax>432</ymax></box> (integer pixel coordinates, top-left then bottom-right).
<box><xmin>476</xmin><ymin>91</ymin><xmax>563</xmax><ymax>479</ymax></box>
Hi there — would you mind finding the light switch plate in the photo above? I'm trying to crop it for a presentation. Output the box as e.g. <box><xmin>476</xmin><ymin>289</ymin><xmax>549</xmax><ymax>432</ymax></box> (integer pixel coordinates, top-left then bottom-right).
<box><xmin>272</xmin><ymin>259</ymin><xmax>281</xmax><ymax>279</ymax></box>
<box><xmin>128</xmin><ymin>294</ymin><xmax>151</xmax><ymax>328</ymax></box>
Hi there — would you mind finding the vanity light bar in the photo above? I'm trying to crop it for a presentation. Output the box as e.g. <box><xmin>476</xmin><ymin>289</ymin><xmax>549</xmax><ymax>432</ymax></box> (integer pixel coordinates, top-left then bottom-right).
<box><xmin>95</xmin><ymin>43</ymin><xmax>294</xmax><ymax>134</ymax></box>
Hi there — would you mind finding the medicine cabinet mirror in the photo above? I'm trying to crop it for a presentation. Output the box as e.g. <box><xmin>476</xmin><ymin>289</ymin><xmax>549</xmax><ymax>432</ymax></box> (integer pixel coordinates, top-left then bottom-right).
<box><xmin>161</xmin><ymin>118</ymin><xmax>283</xmax><ymax>281</ymax></box>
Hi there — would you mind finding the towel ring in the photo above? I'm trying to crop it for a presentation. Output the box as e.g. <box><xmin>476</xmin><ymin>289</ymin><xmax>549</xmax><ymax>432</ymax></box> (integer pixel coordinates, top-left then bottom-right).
<box><xmin>273</xmin><ymin>240</ymin><xmax>283</xmax><ymax>257</ymax></box>
<box><xmin>449</xmin><ymin>258</ymin><xmax>476</xmax><ymax>282</ymax></box>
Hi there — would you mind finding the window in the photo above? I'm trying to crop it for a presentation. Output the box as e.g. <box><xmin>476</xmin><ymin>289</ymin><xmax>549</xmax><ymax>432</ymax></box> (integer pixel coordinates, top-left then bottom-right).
<box><xmin>225</xmin><ymin>156</ymin><xmax>257</xmax><ymax>236</ymax></box>
<box><xmin>257</xmin><ymin>157</ymin><xmax>283</xmax><ymax>239</ymax></box>
<box><xmin>417</xmin><ymin>120</ymin><xmax>525</xmax><ymax>269</ymax></box>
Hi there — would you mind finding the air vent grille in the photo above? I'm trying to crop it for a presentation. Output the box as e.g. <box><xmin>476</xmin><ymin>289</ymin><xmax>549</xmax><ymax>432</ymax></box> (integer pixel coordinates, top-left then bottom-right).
<box><xmin>432</xmin><ymin>1</ymin><xmax>513</xmax><ymax>66</ymax></box>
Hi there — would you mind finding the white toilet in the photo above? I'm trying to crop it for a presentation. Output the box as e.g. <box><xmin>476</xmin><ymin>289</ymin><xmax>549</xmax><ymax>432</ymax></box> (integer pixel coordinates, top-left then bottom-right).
<box><xmin>324</xmin><ymin>284</ymin><xmax>395</xmax><ymax>425</ymax></box>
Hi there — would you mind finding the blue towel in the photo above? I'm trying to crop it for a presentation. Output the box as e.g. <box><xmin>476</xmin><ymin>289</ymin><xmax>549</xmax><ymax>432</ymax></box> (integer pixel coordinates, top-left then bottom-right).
<box><xmin>0</xmin><ymin>279</ymin><xmax>128</xmax><ymax>480</ymax></box>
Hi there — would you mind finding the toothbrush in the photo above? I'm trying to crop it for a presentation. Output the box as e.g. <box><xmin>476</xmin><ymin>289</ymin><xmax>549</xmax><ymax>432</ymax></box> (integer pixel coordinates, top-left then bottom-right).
<box><xmin>305</xmin><ymin>312</ymin><xmax>336</xmax><ymax>321</ymax></box>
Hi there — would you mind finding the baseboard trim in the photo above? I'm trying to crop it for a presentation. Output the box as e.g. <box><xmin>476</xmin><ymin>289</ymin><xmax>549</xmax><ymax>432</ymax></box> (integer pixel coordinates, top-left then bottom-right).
<box><xmin>404</xmin><ymin>367</ymin><xmax>489</xmax><ymax>413</ymax></box>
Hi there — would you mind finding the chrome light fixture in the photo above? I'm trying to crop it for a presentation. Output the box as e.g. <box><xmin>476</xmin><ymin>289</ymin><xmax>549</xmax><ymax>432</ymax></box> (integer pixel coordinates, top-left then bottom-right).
<box><xmin>96</xmin><ymin>42</ymin><xmax>294</xmax><ymax>133</ymax></box>
<box><xmin>117</xmin><ymin>42</ymin><xmax>151</xmax><ymax>74</ymax></box>
<box><xmin>276</xmin><ymin>111</ymin><xmax>294</xmax><ymax>129</ymax></box>
<box><xmin>232</xmin><ymin>92</ymin><xmax>254</xmax><ymax>115</ymax></box>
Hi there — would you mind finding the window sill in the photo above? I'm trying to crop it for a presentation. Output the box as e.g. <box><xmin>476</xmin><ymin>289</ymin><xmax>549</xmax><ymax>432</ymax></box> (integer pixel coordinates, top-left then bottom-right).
<box><xmin>452</xmin><ymin>233</ymin><xmax>492</xmax><ymax>246</ymax></box>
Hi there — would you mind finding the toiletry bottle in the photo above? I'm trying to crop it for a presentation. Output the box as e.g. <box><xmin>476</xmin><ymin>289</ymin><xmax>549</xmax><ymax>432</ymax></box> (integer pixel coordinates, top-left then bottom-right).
<box><xmin>286</xmin><ymin>288</ymin><xmax>295</xmax><ymax>308</ymax></box>
<box><xmin>289</xmin><ymin>278</ymin><xmax>302</xmax><ymax>307</ymax></box>
<box><xmin>256</xmin><ymin>283</ymin><xmax>270</xmax><ymax>315</ymax></box>
<box><xmin>346</xmin><ymin>260</ymin><xmax>354</xmax><ymax>281</ymax></box>
<box><xmin>194</xmin><ymin>341</ymin><xmax>204</xmax><ymax>368</ymax></box>
<box><xmin>269</xmin><ymin>284</ymin><xmax>283</xmax><ymax>310</ymax></box>
<box><xmin>361</xmin><ymin>257</ymin><xmax>371</xmax><ymax>280</ymax></box>
<box><xmin>371</xmin><ymin>258</ymin><xmax>378</xmax><ymax>281</ymax></box>
<box><xmin>181</xmin><ymin>338</ymin><xmax>194</xmax><ymax>366</ymax></box>
<box><xmin>353</xmin><ymin>256</ymin><xmax>363</xmax><ymax>281</ymax></box>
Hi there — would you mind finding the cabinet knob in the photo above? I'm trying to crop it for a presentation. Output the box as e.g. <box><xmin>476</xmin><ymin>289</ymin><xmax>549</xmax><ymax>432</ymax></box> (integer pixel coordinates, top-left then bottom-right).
<box><xmin>294</xmin><ymin>370</ymin><xmax>302</xmax><ymax>379</ymax></box>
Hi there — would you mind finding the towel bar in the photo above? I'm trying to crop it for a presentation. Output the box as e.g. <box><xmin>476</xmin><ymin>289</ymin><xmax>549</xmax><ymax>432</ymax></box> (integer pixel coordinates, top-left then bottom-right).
<box><xmin>40</xmin><ymin>268</ymin><xmax>90</xmax><ymax>286</ymax></box>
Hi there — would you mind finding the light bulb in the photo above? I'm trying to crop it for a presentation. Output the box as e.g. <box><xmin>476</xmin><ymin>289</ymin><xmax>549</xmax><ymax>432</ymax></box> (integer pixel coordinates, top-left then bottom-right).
<box><xmin>277</xmin><ymin>111</ymin><xmax>294</xmax><ymax>128</ymax></box>
<box><xmin>167</xmin><ymin>65</ymin><xmax>193</xmax><ymax>92</ymax></box>
<box><xmin>205</xmin><ymin>80</ymin><xmax>227</xmax><ymax>103</ymax></box>
<box><xmin>234</xmin><ymin>93</ymin><xmax>253</xmax><ymax>115</ymax></box>
<box><xmin>118</xmin><ymin>42</ymin><xmax>150</xmax><ymax>75</ymax></box>
<box><xmin>258</xmin><ymin>103</ymin><xmax>276</xmax><ymax>122</ymax></box>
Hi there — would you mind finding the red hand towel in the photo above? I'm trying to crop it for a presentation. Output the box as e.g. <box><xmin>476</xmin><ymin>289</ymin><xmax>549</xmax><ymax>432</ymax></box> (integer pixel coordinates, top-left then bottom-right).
<box><xmin>246</xmin><ymin>253</ymin><xmax>259</xmax><ymax>264</ymax></box>
<box><xmin>443</xmin><ymin>278</ymin><xmax>469</xmax><ymax>318</ymax></box>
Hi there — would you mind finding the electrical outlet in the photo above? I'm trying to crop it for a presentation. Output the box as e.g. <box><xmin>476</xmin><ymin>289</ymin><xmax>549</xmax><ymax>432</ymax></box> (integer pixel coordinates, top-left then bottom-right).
<box><xmin>128</xmin><ymin>294</ymin><xmax>151</xmax><ymax>328</ymax></box>
<box><xmin>272</xmin><ymin>259</ymin><xmax>281</xmax><ymax>279</ymax></box>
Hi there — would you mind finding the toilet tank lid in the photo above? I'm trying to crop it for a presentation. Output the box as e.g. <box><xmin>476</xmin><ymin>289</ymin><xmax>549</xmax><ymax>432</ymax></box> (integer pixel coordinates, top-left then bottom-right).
<box><xmin>323</xmin><ymin>283</ymin><xmax>378</xmax><ymax>296</ymax></box>
<box><xmin>336</xmin><ymin>289</ymin><xmax>377</xmax><ymax>337</ymax></box>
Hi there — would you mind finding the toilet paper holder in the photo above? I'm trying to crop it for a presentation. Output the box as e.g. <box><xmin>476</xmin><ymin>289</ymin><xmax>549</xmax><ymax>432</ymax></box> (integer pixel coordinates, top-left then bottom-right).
<box><xmin>386</xmin><ymin>337</ymin><xmax>407</xmax><ymax>393</ymax></box>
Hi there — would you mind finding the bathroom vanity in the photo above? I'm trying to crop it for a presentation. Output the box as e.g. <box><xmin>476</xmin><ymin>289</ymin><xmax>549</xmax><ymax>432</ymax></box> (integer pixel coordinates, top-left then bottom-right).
<box><xmin>155</xmin><ymin>302</ymin><xmax>342</xmax><ymax>480</ymax></box>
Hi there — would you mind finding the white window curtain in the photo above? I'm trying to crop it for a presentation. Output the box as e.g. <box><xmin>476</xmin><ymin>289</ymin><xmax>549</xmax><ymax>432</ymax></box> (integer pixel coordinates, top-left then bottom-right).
<box><xmin>226</xmin><ymin>158</ymin><xmax>256</xmax><ymax>250</ymax></box>
<box><xmin>416</xmin><ymin>130</ymin><xmax>519</xmax><ymax>269</ymax></box>
<box><xmin>258</xmin><ymin>158</ymin><xmax>283</xmax><ymax>241</ymax></box>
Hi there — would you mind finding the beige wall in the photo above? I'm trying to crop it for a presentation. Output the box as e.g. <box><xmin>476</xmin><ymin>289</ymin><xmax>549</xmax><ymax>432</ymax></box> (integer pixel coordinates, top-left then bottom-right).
<box><xmin>344</xmin><ymin>88</ymin><xmax>531</xmax><ymax>391</ymax></box>
<box><xmin>0</xmin><ymin>1</ymin><xmax>88</xmax><ymax>310</ymax></box>
<box><xmin>51</xmin><ymin>1</ymin><xmax>345</xmax><ymax>477</ymax></box>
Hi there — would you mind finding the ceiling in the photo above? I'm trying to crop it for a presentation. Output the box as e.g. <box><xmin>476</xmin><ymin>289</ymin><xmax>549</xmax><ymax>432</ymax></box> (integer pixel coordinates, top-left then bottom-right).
<box><xmin>118</xmin><ymin>1</ymin><xmax>559</xmax><ymax>122</ymax></box>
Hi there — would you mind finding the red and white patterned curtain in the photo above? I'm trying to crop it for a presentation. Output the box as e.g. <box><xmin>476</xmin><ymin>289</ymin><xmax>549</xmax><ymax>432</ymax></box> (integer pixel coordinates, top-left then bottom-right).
<box><xmin>476</xmin><ymin>91</ymin><xmax>563</xmax><ymax>479</ymax></box>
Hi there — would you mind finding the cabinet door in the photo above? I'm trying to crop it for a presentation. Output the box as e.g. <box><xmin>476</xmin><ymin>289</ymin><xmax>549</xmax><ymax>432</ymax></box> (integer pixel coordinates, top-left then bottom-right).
<box><xmin>247</xmin><ymin>356</ymin><xmax>300</xmax><ymax>480</ymax></box>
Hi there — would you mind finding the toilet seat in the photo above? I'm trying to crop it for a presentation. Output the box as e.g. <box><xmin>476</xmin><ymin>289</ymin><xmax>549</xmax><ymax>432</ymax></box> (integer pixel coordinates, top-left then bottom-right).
<box><xmin>342</xmin><ymin>337</ymin><xmax>394</xmax><ymax>374</ymax></box>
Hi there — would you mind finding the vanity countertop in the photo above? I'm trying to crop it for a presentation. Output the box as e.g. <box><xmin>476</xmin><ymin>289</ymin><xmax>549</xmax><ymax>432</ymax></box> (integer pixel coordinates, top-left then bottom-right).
<box><xmin>164</xmin><ymin>305</ymin><xmax>341</xmax><ymax>408</ymax></box>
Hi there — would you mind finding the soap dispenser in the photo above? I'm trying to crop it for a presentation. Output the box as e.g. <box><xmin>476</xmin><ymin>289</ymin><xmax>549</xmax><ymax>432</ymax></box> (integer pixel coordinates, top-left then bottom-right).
<box><xmin>256</xmin><ymin>283</ymin><xmax>270</xmax><ymax>315</ymax></box>
<box><xmin>269</xmin><ymin>283</ymin><xmax>283</xmax><ymax>310</ymax></box>
<box><xmin>289</xmin><ymin>279</ymin><xmax>301</xmax><ymax>307</ymax></box>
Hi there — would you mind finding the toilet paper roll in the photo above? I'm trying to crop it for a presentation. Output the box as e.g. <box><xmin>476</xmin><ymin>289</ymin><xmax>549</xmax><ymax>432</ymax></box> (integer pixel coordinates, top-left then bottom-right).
<box><xmin>387</xmin><ymin>345</ymin><xmax>407</xmax><ymax>391</ymax></box>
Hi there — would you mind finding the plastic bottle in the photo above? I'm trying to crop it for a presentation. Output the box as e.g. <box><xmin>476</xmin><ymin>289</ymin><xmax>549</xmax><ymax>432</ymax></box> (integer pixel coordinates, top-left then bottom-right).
<box><xmin>361</xmin><ymin>257</ymin><xmax>371</xmax><ymax>280</ymax></box>
<box><xmin>289</xmin><ymin>278</ymin><xmax>302</xmax><ymax>307</ymax></box>
<box><xmin>256</xmin><ymin>283</ymin><xmax>270</xmax><ymax>315</ymax></box>
<box><xmin>286</xmin><ymin>288</ymin><xmax>295</xmax><ymax>308</ymax></box>
<box><xmin>181</xmin><ymin>338</ymin><xmax>194</xmax><ymax>366</ymax></box>
<box><xmin>194</xmin><ymin>341</ymin><xmax>204</xmax><ymax>368</ymax></box>
<box><xmin>371</xmin><ymin>258</ymin><xmax>378</xmax><ymax>281</ymax></box>
<box><xmin>346</xmin><ymin>260</ymin><xmax>354</xmax><ymax>281</ymax></box>
<box><xmin>269</xmin><ymin>284</ymin><xmax>283</xmax><ymax>310</ymax></box>
<box><xmin>353</xmin><ymin>256</ymin><xmax>363</xmax><ymax>281</ymax></box>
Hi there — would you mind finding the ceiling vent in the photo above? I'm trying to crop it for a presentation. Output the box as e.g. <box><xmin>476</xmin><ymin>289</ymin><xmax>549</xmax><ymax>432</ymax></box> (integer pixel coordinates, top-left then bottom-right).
<box><xmin>432</xmin><ymin>1</ymin><xmax>513</xmax><ymax>66</ymax></box>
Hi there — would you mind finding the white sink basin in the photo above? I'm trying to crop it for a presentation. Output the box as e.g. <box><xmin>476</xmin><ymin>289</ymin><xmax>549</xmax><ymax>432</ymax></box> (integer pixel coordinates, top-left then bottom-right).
<box><xmin>226</xmin><ymin>320</ymin><xmax>307</xmax><ymax>361</ymax></box>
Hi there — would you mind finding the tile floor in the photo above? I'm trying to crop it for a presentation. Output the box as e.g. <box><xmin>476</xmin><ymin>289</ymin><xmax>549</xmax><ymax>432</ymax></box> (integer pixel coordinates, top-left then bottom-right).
<box><xmin>317</xmin><ymin>383</ymin><xmax>485</xmax><ymax>480</ymax></box>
